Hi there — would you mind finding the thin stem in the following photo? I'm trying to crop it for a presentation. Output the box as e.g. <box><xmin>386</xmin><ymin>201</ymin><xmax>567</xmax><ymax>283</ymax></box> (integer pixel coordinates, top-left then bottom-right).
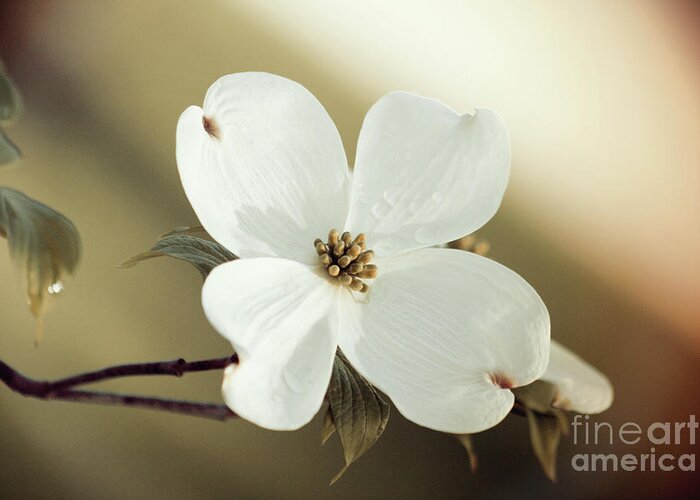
<box><xmin>47</xmin><ymin>389</ymin><xmax>236</xmax><ymax>421</ymax></box>
<box><xmin>50</xmin><ymin>355</ymin><xmax>238</xmax><ymax>391</ymax></box>
<box><xmin>0</xmin><ymin>356</ymin><xmax>238</xmax><ymax>421</ymax></box>
<box><xmin>511</xmin><ymin>401</ymin><xmax>527</xmax><ymax>417</ymax></box>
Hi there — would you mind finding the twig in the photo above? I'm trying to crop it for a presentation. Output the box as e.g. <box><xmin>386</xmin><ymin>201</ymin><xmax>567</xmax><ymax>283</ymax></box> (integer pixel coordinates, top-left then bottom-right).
<box><xmin>1</xmin><ymin>354</ymin><xmax>532</xmax><ymax>422</ymax></box>
<box><xmin>49</xmin><ymin>355</ymin><xmax>238</xmax><ymax>391</ymax></box>
<box><xmin>46</xmin><ymin>388</ymin><xmax>235</xmax><ymax>420</ymax></box>
<box><xmin>0</xmin><ymin>356</ymin><xmax>238</xmax><ymax>421</ymax></box>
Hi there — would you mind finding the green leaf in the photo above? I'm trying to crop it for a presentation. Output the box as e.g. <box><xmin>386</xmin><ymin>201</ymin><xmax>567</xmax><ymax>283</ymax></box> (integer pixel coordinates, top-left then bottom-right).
<box><xmin>0</xmin><ymin>187</ymin><xmax>81</xmax><ymax>343</ymax></box>
<box><xmin>120</xmin><ymin>226</ymin><xmax>237</xmax><ymax>279</ymax></box>
<box><xmin>324</xmin><ymin>351</ymin><xmax>390</xmax><ymax>484</ymax></box>
<box><xmin>161</xmin><ymin>225</ymin><xmax>213</xmax><ymax>240</ymax></box>
<box><xmin>454</xmin><ymin>434</ymin><xmax>478</xmax><ymax>473</ymax></box>
<box><xmin>525</xmin><ymin>409</ymin><xmax>561</xmax><ymax>482</ymax></box>
<box><xmin>513</xmin><ymin>380</ymin><xmax>569</xmax><ymax>481</ymax></box>
<box><xmin>0</xmin><ymin>70</ymin><xmax>22</xmax><ymax>124</ymax></box>
<box><xmin>321</xmin><ymin>406</ymin><xmax>337</xmax><ymax>445</ymax></box>
<box><xmin>0</xmin><ymin>129</ymin><xmax>20</xmax><ymax>167</ymax></box>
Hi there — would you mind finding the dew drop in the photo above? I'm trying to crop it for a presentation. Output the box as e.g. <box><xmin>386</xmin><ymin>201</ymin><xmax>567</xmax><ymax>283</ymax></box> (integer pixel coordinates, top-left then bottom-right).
<box><xmin>371</xmin><ymin>202</ymin><xmax>390</xmax><ymax>219</ymax></box>
<box><xmin>431</xmin><ymin>191</ymin><xmax>444</xmax><ymax>203</ymax></box>
<box><xmin>414</xmin><ymin>226</ymin><xmax>439</xmax><ymax>244</ymax></box>
<box><xmin>383</xmin><ymin>188</ymin><xmax>401</xmax><ymax>206</ymax></box>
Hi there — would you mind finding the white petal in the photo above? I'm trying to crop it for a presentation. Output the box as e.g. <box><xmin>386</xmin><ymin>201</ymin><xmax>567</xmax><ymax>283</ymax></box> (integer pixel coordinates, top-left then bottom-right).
<box><xmin>338</xmin><ymin>248</ymin><xmax>550</xmax><ymax>434</ymax></box>
<box><xmin>177</xmin><ymin>72</ymin><xmax>349</xmax><ymax>264</ymax></box>
<box><xmin>203</xmin><ymin>258</ymin><xmax>339</xmax><ymax>430</ymax></box>
<box><xmin>345</xmin><ymin>92</ymin><xmax>510</xmax><ymax>256</ymax></box>
<box><xmin>543</xmin><ymin>340</ymin><xmax>613</xmax><ymax>414</ymax></box>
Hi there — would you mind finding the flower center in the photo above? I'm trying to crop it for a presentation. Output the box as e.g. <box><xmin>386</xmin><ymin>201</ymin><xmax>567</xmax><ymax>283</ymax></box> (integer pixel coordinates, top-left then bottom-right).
<box><xmin>314</xmin><ymin>229</ymin><xmax>377</xmax><ymax>293</ymax></box>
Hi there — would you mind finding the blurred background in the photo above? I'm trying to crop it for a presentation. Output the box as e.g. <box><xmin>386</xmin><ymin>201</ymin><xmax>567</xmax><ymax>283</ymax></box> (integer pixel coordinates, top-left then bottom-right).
<box><xmin>0</xmin><ymin>0</ymin><xmax>698</xmax><ymax>498</ymax></box>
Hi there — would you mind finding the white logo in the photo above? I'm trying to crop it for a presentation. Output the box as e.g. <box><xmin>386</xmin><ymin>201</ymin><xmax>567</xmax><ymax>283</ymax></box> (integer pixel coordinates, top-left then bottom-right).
<box><xmin>570</xmin><ymin>414</ymin><xmax>696</xmax><ymax>472</ymax></box>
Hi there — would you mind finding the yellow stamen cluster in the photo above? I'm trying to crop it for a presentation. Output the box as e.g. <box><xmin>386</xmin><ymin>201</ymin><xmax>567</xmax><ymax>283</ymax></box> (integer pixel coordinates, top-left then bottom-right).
<box><xmin>314</xmin><ymin>229</ymin><xmax>377</xmax><ymax>293</ymax></box>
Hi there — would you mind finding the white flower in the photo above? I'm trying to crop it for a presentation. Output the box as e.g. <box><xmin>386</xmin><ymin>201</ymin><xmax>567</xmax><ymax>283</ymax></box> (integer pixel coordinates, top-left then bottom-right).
<box><xmin>176</xmin><ymin>72</ymin><xmax>550</xmax><ymax>433</ymax></box>
<box><xmin>542</xmin><ymin>340</ymin><xmax>613</xmax><ymax>414</ymax></box>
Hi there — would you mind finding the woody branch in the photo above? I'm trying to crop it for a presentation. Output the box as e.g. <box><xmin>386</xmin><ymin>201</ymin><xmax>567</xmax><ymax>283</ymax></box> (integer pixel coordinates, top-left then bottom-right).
<box><xmin>0</xmin><ymin>355</ymin><xmax>238</xmax><ymax>421</ymax></box>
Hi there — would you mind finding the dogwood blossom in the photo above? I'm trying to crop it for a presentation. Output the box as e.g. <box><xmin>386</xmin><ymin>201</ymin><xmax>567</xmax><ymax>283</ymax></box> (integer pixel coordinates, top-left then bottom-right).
<box><xmin>176</xmin><ymin>72</ymin><xmax>550</xmax><ymax>432</ymax></box>
<box><xmin>542</xmin><ymin>340</ymin><xmax>613</xmax><ymax>413</ymax></box>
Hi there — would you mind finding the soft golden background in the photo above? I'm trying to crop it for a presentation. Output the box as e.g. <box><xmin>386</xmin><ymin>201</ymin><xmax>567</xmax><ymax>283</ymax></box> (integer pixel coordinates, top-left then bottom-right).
<box><xmin>1</xmin><ymin>1</ymin><xmax>698</xmax><ymax>498</ymax></box>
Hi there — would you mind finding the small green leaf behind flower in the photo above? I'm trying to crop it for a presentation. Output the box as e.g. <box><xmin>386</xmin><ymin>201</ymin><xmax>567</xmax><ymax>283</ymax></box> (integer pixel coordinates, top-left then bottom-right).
<box><xmin>0</xmin><ymin>187</ymin><xmax>81</xmax><ymax>343</ymax></box>
<box><xmin>512</xmin><ymin>380</ymin><xmax>569</xmax><ymax>482</ymax></box>
<box><xmin>453</xmin><ymin>433</ymin><xmax>479</xmax><ymax>473</ymax></box>
<box><xmin>524</xmin><ymin>409</ymin><xmax>561</xmax><ymax>482</ymax></box>
<box><xmin>119</xmin><ymin>226</ymin><xmax>237</xmax><ymax>279</ymax></box>
<box><xmin>0</xmin><ymin>68</ymin><xmax>22</xmax><ymax>124</ymax></box>
<box><xmin>0</xmin><ymin>130</ymin><xmax>20</xmax><ymax>167</ymax></box>
<box><xmin>323</xmin><ymin>351</ymin><xmax>390</xmax><ymax>484</ymax></box>
<box><xmin>0</xmin><ymin>69</ymin><xmax>23</xmax><ymax>169</ymax></box>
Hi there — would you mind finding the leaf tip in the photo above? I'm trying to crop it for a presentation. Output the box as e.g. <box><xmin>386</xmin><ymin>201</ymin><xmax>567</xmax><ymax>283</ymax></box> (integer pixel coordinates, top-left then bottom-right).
<box><xmin>33</xmin><ymin>316</ymin><xmax>45</xmax><ymax>347</ymax></box>
<box><xmin>329</xmin><ymin>466</ymin><xmax>348</xmax><ymax>486</ymax></box>
<box><xmin>454</xmin><ymin>434</ymin><xmax>478</xmax><ymax>473</ymax></box>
